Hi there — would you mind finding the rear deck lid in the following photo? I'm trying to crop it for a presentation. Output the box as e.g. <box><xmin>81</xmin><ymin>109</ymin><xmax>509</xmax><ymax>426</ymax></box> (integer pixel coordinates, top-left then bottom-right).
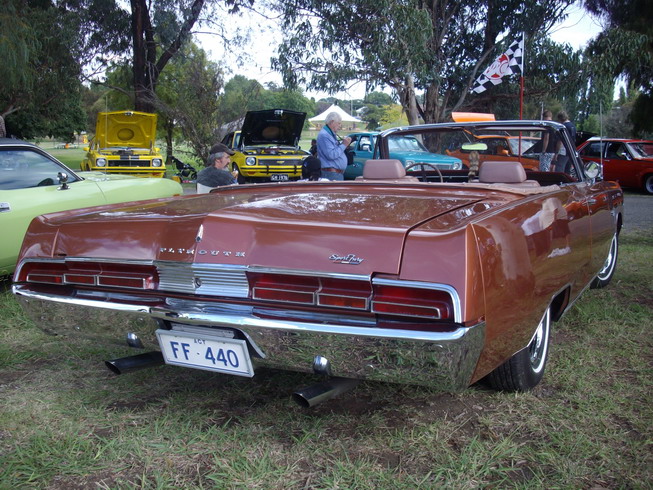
<box><xmin>37</xmin><ymin>186</ymin><xmax>502</xmax><ymax>276</ymax></box>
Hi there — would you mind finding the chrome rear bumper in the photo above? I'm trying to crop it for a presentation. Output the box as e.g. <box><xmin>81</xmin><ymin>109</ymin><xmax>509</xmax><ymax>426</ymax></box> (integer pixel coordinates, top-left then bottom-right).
<box><xmin>14</xmin><ymin>286</ymin><xmax>484</xmax><ymax>390</ymax></box>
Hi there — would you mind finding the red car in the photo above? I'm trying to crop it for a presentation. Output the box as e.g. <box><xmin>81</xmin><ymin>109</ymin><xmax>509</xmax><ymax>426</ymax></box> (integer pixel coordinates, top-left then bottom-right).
<box><xmin>578</xmin><ymin>137</ymin><xmax>653</xmax><ymax>194</ymax></box>
<box><xmin>13</xmin><ymin>120</ymin><xmax>623</xmax><ymax>406</ymax></box>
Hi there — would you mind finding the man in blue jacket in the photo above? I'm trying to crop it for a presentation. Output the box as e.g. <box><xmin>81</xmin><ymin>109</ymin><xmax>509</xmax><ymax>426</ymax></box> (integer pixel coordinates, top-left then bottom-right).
<box><xmin>317</xmin><ymin>112</ymin><xmax>352</xmax><ymax>181</ymax></box>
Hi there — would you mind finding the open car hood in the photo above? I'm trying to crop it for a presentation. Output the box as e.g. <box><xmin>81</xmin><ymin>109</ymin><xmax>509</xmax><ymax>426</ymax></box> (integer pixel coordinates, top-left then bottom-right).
<box><xmin>240</xmin><ymin>109</ymin><xmax>306</xmax><ymax>148</ymax></box>
<box><xmin>93</xmin><ymin>111</ymin><xmax>157</xmax><ymax>149</ymax></box>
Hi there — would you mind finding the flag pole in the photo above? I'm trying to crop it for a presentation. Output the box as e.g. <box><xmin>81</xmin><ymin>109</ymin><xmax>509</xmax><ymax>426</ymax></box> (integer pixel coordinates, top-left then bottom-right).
<box><xmin>519</xmin><ymin>32</ymin><xmax>525</xmax><ymax>120</ymax></box>
<box><xmin>520</xmin><ymin>76</ymin><xmax>524</xmax><ymax>119</ymax></box>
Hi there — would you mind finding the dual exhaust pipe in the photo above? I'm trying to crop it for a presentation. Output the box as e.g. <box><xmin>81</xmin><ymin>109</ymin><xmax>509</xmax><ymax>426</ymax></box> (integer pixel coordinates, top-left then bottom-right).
<box><xmin>105</xmin><ymin>351</ymin><xmax>360</xmax><ymax>406</ymax></box>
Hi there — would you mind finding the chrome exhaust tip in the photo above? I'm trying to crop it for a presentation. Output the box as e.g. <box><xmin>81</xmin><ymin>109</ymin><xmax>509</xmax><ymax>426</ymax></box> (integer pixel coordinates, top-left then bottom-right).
<box><xmin>292</xmin><ymin>377</ymin><xmax>361</xmax><ymax>408</ymax></box>
<box><xmin>105</xmin><ymin>351</ymin><xmax>164</xmax><ymax>375</ymax></box>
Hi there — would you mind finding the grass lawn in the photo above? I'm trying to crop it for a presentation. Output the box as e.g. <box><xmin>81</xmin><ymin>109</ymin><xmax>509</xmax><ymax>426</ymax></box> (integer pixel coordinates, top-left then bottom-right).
<box><xmin>0</xmin><ymin>219</ymin><xmax>651</xmax><ymax>486</ymax></box>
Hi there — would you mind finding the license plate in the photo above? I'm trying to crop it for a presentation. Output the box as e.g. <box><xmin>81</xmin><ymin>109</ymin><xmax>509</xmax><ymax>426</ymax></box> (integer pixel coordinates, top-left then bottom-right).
<box><xmin>156</xmin><ymin>329</ymin><xmax>254</xmax><ymax>377</ymax></box>
<box><xmin>270</xmin><ymin>174</ymin><xmax>289</xmax><ymax>181</ymax></box>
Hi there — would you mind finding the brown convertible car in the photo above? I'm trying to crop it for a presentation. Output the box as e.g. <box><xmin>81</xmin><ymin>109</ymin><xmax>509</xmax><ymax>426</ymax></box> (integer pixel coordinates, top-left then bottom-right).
<box><xmin>13</xmin><ymin>120</ymin><xmax>623</xmax><ymax>406</ymax></box>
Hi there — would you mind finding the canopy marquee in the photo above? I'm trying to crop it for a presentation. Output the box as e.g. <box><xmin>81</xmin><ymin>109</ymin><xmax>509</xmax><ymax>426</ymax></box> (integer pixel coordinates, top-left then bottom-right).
<box><xmin>309</xmin><ymin>104</ymin><xmax>362</xmax><ymax>123</ymax></box>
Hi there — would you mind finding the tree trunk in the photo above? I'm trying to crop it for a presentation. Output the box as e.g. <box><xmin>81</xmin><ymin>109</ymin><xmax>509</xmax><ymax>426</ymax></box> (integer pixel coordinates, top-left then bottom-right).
<box><xmin>131</xmin><ymin>0</ymin><xmax>148</xmax><ymax>112</ymax></box>
<box><xmin>397</xmin><ymin>75</ymin><xmax>420</xmax><ymax>125</ymax></box>
<box><xmin>163</xmin><ymin>117</ymin><xmax>174</xmax><ymax>165</ymax></box>
<box><xmin>130</xmin><ymin>0</ymin><xmax>206</xmax><ymax>113</ymax></box>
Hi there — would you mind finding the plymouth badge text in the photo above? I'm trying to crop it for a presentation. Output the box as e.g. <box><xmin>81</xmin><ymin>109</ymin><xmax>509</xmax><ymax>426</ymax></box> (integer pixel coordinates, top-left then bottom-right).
<box><xmin>329</xmin><ymin>254</ymin><xmax>364</xmax><ymax>265</ymax></box>
<box><xmin>160</xmin><ymin>248</ymin><xmax>245</xmax><ymax>257</ymax></box>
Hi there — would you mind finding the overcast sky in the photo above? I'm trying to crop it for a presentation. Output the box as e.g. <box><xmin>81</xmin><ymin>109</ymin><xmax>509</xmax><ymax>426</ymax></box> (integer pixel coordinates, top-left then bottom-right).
<box><xmin>196</xmin><ymin>3</ymin><xmax>605</xmax><ymax>101</ymax></box>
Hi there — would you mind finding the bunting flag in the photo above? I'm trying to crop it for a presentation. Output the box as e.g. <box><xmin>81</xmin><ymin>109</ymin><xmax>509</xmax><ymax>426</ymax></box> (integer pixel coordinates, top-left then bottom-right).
<box><xmin>472</xmin><ymin>35</ymin><xmax>524</xmax><ymax>94</ymax></box>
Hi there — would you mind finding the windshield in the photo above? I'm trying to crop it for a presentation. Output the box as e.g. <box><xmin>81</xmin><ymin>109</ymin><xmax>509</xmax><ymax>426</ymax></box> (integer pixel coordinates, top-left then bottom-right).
<box><xmin>381</xmin><ymin>122</ymin><xmax>582</xmax><ymax>182</ymax></box>
<box><xmin>388</xmin><ymin>136</ymin><xmax>427</xmax><ymax>152</ymax></box>
<box><xmin>630</xmin><ymin>142</ymin><xmax>651</xmax><ymax>158</ymax></box>
<box><xmin>507</xmin><ymin>138</ymin><xmax>537</xmax><ymax>155</ymax></box>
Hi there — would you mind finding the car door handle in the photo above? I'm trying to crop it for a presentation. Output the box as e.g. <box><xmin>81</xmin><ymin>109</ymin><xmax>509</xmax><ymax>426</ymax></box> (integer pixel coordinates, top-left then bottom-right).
<box><xmin>0</xmin><ymin>202</ymin><xmax>10</xmax><ymax>213</ymax></box>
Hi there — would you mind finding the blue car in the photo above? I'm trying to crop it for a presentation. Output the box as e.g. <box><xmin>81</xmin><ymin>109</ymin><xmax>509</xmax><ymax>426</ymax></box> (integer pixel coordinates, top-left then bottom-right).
<box><xmin>343</xmin><ymin>132</ymin><xmax>463</xmax><ymax>180</ymax></box>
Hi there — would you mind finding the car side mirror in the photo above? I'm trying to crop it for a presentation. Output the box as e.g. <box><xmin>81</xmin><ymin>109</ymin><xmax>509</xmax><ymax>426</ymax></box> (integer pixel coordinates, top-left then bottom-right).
<box><xmin>57</xmin><ymin>172</ymin><xmax>70</xmax><ymax>190</ymax></box>
<box><xmin>584</xmin><ymin>161</ymin><xmax>600</xmax><ymax>180</ymax></box>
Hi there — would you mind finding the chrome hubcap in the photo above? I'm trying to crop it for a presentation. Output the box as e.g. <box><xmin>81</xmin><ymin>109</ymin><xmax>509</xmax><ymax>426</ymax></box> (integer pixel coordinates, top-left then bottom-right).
<box><xmin>597</xmin><ymin>235</ymin><xmax>617</xmax><ymax>280</ymax></box>
<box><xmin>529</xmin><ymin>309</ymin><xmax>550</xmax><ymax>374</ymax></box>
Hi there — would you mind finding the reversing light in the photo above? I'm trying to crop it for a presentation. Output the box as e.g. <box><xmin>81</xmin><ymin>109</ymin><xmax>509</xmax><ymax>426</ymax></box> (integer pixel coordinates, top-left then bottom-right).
<box><xmin>245</xmin><ymin>157</ymin><xmax>256</xmax><ymax>166</ymax></box>
<box><xmin>96</xmin><ymin>158</ymin><xmax>107</xmax><ymax>167</ymax></box>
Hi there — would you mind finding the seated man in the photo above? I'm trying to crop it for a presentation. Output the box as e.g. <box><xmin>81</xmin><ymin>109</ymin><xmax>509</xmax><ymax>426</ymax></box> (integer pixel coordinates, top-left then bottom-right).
<box><xmin>196</xmin><ymin>143</ymin><xmax>238</xmax><ymax>193</ymax></box>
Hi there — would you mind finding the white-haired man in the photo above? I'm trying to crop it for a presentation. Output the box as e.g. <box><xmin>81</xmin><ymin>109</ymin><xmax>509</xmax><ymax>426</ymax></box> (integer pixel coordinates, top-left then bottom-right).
<box><xmin>316</xmin><ymin>112</ymin><xmax>352</xmax><ymax>181</ymax></box>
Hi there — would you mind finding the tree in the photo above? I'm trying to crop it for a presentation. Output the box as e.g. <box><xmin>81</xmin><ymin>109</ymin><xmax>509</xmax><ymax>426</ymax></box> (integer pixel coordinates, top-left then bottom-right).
<box><xmin>583</xmin><ymin>0</ymin><xmax>653</xmax><ymax>135</ymax></box>
<box><xmin>155</xmin><ymin>43</ymin><xmax>225</xmax><ymax>163</ymax></box>
<box><xmin>129</xmin><ymin>0</ymin><xmax>206</xmax><ymax>112</ymax></box>
<box><xmin>63</xmin><ymin>0</ymin><xmax>253</xmax><ymax>113</ymax></box>
<box><xmin>364</xmin><ymin>92</ymin><xmax>394</xmax><ymax>107</ymax></box>
<box><xmin>218</xmin><ymin>76</ymin><xmax>267</xmax><ymax>123</ymax></box>
<box><xmin>272</xmin><ymin>0</ymin><xmax>579</xmax><ymax>124</ymax></box>
<box><xmin>0</xmin><ymin>0</ymin><xmax>86</xmax><ymax>140</ymax></box>
<box><xmin>100</xmin><ymin>42</ymin><xmax>226</xmax><ymax>163</ymax></box>
<box><xmin>218</xmin><ymin>77</ymin><xmax>316</xmax><ymax>130</ymax></box>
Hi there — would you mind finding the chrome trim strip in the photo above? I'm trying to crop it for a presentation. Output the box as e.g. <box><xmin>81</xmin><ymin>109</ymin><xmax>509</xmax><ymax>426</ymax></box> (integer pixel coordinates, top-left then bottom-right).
<box><xmin>13</xmin><ymin>285</ymin><xmax>468</xmax><ymax>343</ymax></box>
<box><xmin>12</xmin><ymin>286</ymin><xmax>152</xmax><ymax>313</ymax></box>
<box><xmin>149</xmin><ymin>306</ymin><xmax>465</xmax><ymax>342</ymax></box>
<box><xmin>248</xmin><ymin>266</ymin><xmax>371</xmax><ymax>282</ymax></box>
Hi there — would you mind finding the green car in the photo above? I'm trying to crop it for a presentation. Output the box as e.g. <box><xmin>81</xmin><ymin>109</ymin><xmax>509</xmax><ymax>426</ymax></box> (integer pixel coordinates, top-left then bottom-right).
<box><xmin>0</xmin><ymin>138</ymin><xmax>183</xmax><ymax>276</ymax></box>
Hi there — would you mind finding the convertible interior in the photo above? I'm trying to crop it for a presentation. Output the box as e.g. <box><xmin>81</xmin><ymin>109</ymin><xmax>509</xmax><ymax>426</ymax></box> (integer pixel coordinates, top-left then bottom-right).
<box><xmin>356</xmin><ymin>158</ymin><xmax>575</xmax><ymax>189</ymax></box>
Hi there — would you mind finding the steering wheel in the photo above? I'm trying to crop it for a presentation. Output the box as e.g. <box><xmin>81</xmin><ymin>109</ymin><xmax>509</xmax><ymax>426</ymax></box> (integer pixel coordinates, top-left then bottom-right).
<box><xmin>405</xmin><ymin>162</ymin><xmax>443</xmax><ymax>183</ymax></box>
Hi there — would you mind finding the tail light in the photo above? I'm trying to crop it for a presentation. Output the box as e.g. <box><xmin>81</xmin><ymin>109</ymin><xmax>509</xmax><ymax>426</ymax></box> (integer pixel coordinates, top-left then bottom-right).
<box><xmin>17</xmin><ymin>261</ymin><xmax>158</xmax><ymax>290</ymax></box>
<box><xmin>371</xmin><ymin>284</ymin><xmax>452</xmax><ymax>320</ymax></box>
<box><xmin>249</xmin><ymin>272</ymin><xmax>454</xmax><ymax>321</ymax></box>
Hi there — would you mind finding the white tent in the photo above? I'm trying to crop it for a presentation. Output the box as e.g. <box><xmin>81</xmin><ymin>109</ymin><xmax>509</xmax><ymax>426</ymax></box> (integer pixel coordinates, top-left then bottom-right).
<box><xmin>309</xmin><ymin>104</ymin><xmax>362</xmax><ymax>123</ymax></box>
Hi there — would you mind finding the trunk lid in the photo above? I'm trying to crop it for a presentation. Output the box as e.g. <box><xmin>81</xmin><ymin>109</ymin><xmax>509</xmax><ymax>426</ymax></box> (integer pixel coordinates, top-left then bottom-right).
<box><xmin>42</xmin><ymin>186</ymin><xmax>506</xmax><ymax>276</ymax></box>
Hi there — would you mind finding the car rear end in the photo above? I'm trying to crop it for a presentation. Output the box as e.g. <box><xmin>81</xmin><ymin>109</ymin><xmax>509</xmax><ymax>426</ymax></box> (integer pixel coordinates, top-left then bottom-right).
<box><xmin>12</xmin><ymin>183</ymin><xmax>502</xmax><ymax>390</ymax></box>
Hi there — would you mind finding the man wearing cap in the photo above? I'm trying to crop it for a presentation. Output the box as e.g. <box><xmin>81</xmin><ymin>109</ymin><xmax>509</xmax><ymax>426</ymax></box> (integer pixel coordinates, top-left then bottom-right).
<box><xmin>196</xmin><ymin>143</ymin><xmax>238</xmax><ymax>193</ymax></box>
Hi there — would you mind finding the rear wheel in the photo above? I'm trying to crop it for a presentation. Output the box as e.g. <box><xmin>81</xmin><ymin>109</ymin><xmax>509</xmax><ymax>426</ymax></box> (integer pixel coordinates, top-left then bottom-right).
<box><xmin>486</xmin><ymin>307</ymin><xmax>551</xmax><ymax>391</ymax></box>
<box><xmin>644</xmin><ymin>174</ymin><xmax>653</xmax><ymax>194</ymax></box>
<box><xmin>590</xmin><ymin>232</ymin><xmax>618</xmax><ymax>289</ymax></box>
